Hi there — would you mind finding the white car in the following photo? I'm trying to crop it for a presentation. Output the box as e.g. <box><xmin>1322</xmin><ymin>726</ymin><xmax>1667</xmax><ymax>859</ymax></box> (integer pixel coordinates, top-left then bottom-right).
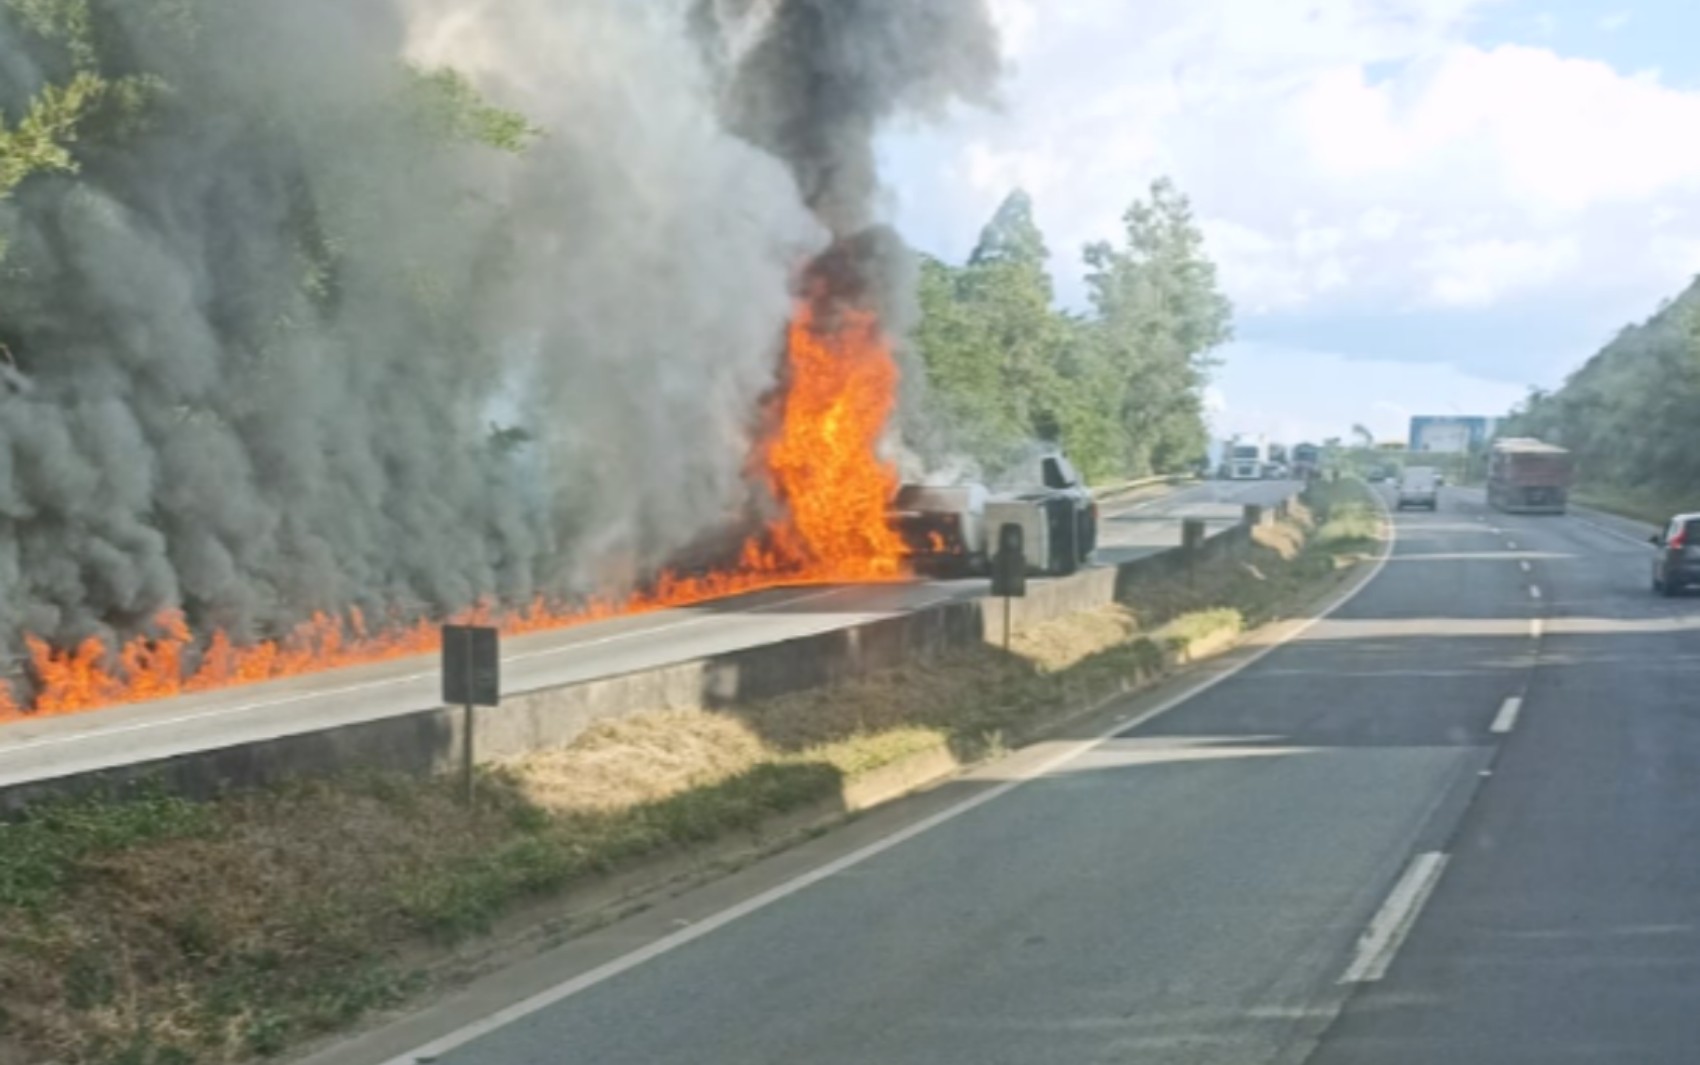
<box><xmin>1395</xmin><ymin>467</ymin><xmax>1440</xmax><ymax>511</ymax></box>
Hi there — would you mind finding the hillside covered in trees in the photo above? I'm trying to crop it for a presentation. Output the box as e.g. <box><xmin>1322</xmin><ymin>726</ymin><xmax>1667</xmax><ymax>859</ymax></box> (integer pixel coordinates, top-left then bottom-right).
<box><xmin>914</xmin><ymin>180</ymin><xmax>1233</xmax><ymax>484</ymax></box>
<box><xmin>1505</xmin><ymin>278</ymin><xmax>1700</xmax><ymax>500</ymax></box>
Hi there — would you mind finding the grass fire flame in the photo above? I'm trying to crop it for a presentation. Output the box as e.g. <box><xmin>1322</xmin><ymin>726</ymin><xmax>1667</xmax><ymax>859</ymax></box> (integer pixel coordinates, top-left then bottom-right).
<box><xmin>0</xmin><ymin>304</ymin><xmax>908</xmax><ymax>720</ymax></box>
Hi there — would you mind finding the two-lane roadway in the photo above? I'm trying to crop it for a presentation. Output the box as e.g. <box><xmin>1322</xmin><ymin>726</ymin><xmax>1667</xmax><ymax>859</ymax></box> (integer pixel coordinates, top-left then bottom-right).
<box><xmin>1310</xmin><ymin>487</ymin><xmax>1700</xmax><ymax>1064</ymax></box>
<box><xmin>302</xmin><ymin>480</ymin><xmax>1698</xmax><ymax>1065</ymax></box>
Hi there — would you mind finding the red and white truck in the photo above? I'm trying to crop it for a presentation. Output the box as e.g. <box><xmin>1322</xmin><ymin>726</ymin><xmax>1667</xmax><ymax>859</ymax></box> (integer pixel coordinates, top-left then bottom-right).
<box><xmin>1487</xmin><ymin>438</ymin><xmax>1574</xmax><ymax>515</ymax></box>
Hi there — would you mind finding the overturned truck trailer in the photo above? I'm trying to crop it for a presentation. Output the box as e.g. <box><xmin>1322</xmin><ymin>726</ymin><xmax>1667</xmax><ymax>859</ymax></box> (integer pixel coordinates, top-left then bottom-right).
<box><xmin>890</xmin><ymin>456</ymin><xmax>1099</xmax><ymax>577</ymax></box>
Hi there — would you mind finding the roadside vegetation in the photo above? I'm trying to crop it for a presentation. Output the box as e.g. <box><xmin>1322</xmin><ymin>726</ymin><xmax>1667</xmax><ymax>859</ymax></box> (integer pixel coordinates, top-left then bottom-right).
<box><xmin>0</xmin><ymin>480</ymin><xmax>1377</xmax><ymax>1065</ymax></box>
<box><xmin>1502</xmin><ymin>277</ymin><xmax>1700</xmax><ymax>521</ymax></box>
<box><xmin>1570</xmin><ymin>484</ymin><xmax>1693</xmax><ymax>527</ymax></box>
<box><xmin>914</xmin><ymin>182</ymin><xmax>1232</xmax><ymax>483</ymax></box>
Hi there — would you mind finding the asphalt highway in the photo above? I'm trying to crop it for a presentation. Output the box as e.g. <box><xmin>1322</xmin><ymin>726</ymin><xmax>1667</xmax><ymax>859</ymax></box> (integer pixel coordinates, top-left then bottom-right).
<box><xmin>1308</xmin><ymin>488</ymin><xmax>1700</xmax><ymax>1064</ymax></box>
<box><xmin>0</xmin><ymin>479</ymin><xmax>1297</xmax><ymax>791</ymax></box>
<box><xmin>301</xmin><ymin>483</ymin><xmax>1700</xmax><ymax>1065</ymax></box>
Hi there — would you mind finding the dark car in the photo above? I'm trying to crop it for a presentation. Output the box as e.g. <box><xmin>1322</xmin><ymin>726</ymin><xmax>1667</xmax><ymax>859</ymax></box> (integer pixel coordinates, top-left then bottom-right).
<box><xmin>1650</xmin><ymin>513</ymin><xmax>1700</xmax><ymax>595</ymax></box>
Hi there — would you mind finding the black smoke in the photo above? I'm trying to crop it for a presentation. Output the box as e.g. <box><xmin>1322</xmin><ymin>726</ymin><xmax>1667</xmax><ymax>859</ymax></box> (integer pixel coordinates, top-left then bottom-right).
<box><xmin>0</xmin><ymin>0</ymin><xmax>1000</xmax><ymax>700</ymax></box>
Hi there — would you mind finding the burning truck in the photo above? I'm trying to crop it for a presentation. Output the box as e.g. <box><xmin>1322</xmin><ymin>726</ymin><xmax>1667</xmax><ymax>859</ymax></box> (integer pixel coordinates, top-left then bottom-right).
<box><xmin>888</xmin><ymin>454</ymin><xmax>1099</xmax><ymax>577</ymax></box>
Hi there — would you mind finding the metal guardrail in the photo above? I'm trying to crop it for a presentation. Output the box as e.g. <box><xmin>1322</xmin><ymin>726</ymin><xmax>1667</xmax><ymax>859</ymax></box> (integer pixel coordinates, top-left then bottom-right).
<box><xmin>1090</xmin><ymin>473</ymin><xmax>1194</xmax><ymax>502</ymax></box>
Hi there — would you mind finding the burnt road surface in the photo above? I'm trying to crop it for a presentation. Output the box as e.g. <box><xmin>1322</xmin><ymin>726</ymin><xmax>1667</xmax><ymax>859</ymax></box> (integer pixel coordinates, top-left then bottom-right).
<box><xmin>0</xmin><ymin>479</ymin><xmax>1296</xmax><ymax>791</ymax></box>
<box><xmin>300</xmin><ymin>484</ymin><xmax>1700</xmax><ymax>1065</ymax></box>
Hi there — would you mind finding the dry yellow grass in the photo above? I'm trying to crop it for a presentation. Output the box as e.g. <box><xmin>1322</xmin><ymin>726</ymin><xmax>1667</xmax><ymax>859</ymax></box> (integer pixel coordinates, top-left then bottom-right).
<box><xmin>509</xmin><ymin>711</ymin><xmax>769</xmax><ymax>813</ymax></box>
<box><xmin>1011</xmin><ymin>604</ymin><xmax>1141</xmax><ymax>671</ymax></box>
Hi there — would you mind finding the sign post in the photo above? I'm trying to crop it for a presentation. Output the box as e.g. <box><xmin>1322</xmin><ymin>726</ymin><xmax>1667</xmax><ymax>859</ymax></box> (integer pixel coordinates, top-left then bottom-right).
<box><xmin>990</xmin><ymin>523</ymin><xmax>1028</xmax><ymax>654</ymax></box>
<box><xmin>1182</xmin><ymin>518</ymin><xmax>1207</xmax><ymax>587</ymax></box>
<box><xmin>442</xmin><ymin>624</ymin><xmax>500</xmax><ymax>806</ymax></box>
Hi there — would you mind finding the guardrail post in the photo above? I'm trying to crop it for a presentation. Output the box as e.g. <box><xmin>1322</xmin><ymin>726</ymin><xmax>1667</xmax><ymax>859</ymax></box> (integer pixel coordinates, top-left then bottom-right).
<box><xmin>1182</xmin><ymin>518</ymin><xmax>1207</xmax><ymax>586</ymax></box>
<box><xmin>1182</xmin><ymin>518</ymin><xmax>1207</xmax><ymax>552</ymax></box>
<box><xmin>1242</xmin><ymin>504</ymin><xmax>1264</xmax><ymax>527</ymax></box>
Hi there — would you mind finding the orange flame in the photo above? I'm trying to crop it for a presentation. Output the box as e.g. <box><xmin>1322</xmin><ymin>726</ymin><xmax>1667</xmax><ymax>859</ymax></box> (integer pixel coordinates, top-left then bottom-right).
<box><xmin>0</xmin><ymin>303</ymin><xmax>910</xmax><ymax>720</ymax></box>
<box><xmin>763</xmin><ymin>302</ymin><xmax>906</xmax><ymax>579</ymax></box>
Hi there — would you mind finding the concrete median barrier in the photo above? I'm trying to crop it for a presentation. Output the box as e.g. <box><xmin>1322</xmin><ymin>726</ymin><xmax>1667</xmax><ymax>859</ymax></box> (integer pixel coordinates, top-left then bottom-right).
<box><xmin>1</xmin><ymin>494</ymin><xmax>1301</xmax><ymax>812</ymax></box>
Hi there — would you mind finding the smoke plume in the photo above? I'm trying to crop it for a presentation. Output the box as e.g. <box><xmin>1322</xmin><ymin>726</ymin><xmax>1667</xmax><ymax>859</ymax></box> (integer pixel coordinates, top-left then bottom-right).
<box><xmin>0</xmin><ymin>0</ymin><xmax>999</xmax><ymax>692</ymax></box>
<box><xmin>694</xmin><ymin>0</ymin><xmax>1003</xmax><ymax>469</ymax></box>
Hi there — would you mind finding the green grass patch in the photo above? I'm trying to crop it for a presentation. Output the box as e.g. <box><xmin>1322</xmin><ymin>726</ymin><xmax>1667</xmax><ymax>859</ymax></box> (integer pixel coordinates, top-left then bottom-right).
<box><xmin>0</xmin><ymin>791</ymin><xmax>214</xmax><ymax>910</ymax></box>
<box><xmin>1304</xmin><ymin>479</ymin><xmax>1382</xmax><ymax>553</ymax></box>
<box><xmin>1572</xmin><ymin>483</ymin><xmax>1697</xmax><ymax>526</ymax></box>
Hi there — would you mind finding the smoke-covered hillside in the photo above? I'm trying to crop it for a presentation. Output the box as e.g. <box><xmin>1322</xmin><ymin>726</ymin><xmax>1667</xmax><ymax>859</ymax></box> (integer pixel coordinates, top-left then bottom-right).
<box><xmin>0</xmin><ymin>0</ymin><xmax>999</xmax><ymax>688</ymax></box>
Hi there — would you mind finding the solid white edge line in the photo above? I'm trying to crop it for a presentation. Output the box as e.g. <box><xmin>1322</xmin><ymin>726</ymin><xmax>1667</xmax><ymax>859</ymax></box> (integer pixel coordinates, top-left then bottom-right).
<box><xmin>1490</xmin><ymin>696</ymin><xmax>1523</xmax><ymax>735</ymax></box>
<box><xmin>1529</xmin><ymin>585</ymin><xmax>1543</xmax><ymax>600</ymax></box>
<box><xmin>377</xmin><ymin>495</ymin><xmax>1400</xmax><ymax>1065</ymax></box>
<box><xmin>1531</xmin><ymin>618</ymin><xmax>1544</xmax><ymax>640</ymax></box>
<box><xmin>1573</xmin><ymin>515</ymin><xmax>1659</xmax><ymax>550</ymax></box>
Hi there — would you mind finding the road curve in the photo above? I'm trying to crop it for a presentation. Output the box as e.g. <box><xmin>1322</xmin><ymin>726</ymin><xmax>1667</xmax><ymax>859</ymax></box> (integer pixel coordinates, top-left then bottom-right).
<box><xmin>0</xmin><ymin>479</ymin><xmax>1298</xmax><ymax>791</ymax></box>
<box><xmin>301</xmin><ymin>482</ymin><xmax>1594</xmax><ymax>1065</ymax></box>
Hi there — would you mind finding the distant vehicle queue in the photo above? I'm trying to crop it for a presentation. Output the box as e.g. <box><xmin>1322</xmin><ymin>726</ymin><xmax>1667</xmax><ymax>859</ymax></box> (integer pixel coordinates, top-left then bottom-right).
<box><xmin>1208</xmin><ymin>435</ymin><xmax>1583</xmax><ymax>521</ymax></box>
<box><xmin>1216</xmin><ymin>438</ymin><xmax>1314</xmax><ymax>481</ymax></box>
<box><xmin>1218</xmin><ymin>433</ymin><xmax>1700</xmax><ymax>601</ymax></box>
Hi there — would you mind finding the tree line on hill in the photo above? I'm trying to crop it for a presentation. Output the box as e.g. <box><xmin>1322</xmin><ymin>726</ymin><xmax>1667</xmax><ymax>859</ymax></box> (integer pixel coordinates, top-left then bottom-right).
<box><xmin>1502</xmin><ymin>277</ymin><xmax>1700</xmax><ymax>496</ymax></box>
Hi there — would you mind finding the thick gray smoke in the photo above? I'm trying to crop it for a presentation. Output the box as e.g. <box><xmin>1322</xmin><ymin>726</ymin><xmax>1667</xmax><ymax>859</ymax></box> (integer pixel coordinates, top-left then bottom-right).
<box><xmin>0</xmin><ymin>0</ymin><xmax>998</xmax><ymax>697</ymax></box>
<box><xmin>693</xmin><ymin>0</ymin><xmax>1003</xmax><ymax>468</ymax></box>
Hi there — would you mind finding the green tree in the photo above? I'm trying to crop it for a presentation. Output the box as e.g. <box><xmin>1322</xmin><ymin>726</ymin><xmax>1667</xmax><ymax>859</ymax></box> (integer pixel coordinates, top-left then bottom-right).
<box><xmin>915</xmin><ymin>189</ymin><xmax>1071</xmax><ymax>470</ymax></box>
<box><xmin>1500</xmin><ymin>277</ymin><xmax>1700</xmax><ymax>495</ymax></box>
<box><xmin>1083</xmin><ymin>177</ymin><xmax>1233</xmax><ymax>475</ymax></box>
<box><xmin>914</xmin><ymin>180</ymin><xmax>1233</xmax><ymax>483</ymax></box>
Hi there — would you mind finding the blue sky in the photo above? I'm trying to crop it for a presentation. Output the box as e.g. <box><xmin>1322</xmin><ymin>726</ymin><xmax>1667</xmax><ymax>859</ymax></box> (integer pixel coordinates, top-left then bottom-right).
<box><xmin>880</xmin><ymin>0</ymin><xmax>1700</xmax><ymax>445</ymax></box>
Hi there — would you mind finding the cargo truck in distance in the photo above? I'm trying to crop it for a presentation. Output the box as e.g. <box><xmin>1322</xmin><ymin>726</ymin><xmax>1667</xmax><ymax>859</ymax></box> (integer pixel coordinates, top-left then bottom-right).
<box><xmin>1487</xmin><ymin>438</ymin><xmax>1574</xmax><ymax>514</ymax></box>
<box><xmin>1290</xmin><ymin>443</ymin><xmax>1322</xmax><ymax>482</ymax></box>
<box><xmin>889</xmin><ymin>454</ymin><xmax>1099</xmax><ymax>578</ymax></box>
<box><xmin>1228</xmin><ymin>439</ymin><xmax>1267</xmax><ymax>480</ymax></box>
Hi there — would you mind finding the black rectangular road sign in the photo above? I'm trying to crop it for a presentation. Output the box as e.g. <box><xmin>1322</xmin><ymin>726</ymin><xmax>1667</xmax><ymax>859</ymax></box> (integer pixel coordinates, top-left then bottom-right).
<box><xmin>991</xmin><ymin>522</ymin><xmax>1028</xmax><ymax>599</ymax></box>
<box><xmin>442</xmin><ymin>624</ymin><xmax>500</xmax><ymax>707</ymax></box>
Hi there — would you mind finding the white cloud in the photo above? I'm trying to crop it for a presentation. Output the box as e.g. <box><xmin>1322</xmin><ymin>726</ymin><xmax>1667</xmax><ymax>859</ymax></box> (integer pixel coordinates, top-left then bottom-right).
<box><xmin>1599</xmin><ymin>11</ymin><xmax>1631</xmax><ymax>31</ymax></box>
<box><xmin>989</xmin><ymin>0</ymin><xmax>1038</xmax><ymax>60</ymax></box>
<box><xmin>1420</xmin><ymin>236</ymin><xmax>1582</xmax><ymax>307</ymax></box>
<box><xmin>1295</xmin><ymin>46</ymin><xmax>1700</xmax><ymax>213</ymax></box>
<box><xmin>1200</xmin><ymin>218</ymin><xmax>1351</xmax><ymax>313</ymax></box>
<box><xmin>1210</xmin><ymin>341</ymin><xmax>1530</xmax><ymax>444</ymax></box>
<box><xmin>882</xmin><ymin>0</ymin><xmax>1700</xmax><ymax>327</ymax></box>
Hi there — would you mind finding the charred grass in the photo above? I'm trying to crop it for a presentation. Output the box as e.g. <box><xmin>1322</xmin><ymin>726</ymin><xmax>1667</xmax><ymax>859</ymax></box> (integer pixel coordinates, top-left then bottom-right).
<box><xmin>0</xmin><ymin>482</ymin><xmax>1377</xmax><ymax>1065</ymax></box>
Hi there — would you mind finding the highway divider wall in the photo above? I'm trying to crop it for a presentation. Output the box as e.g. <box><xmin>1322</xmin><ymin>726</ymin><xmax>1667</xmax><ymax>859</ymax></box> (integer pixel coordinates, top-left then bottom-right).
<box><xmin>0</xmin><ymin>493</ymin><xmax>1298</xmax><ymax>813</ymax></box>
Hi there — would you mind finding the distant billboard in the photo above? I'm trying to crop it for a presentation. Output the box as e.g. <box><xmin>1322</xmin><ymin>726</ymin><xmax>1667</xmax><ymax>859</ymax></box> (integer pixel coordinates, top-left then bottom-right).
<box><xmin>1409</xmin><ymin>416</ymin><xmax>1498</xmax><ymax>454</ymax></box>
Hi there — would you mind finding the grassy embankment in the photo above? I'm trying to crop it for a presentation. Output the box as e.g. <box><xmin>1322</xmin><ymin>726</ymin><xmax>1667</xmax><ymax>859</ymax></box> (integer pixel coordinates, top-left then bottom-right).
<box><xmin>1570</xmin><ymin>483</ymin><xmax>1700</xmax><ymax>527</ymax></box>
<box><xmin>0</xmin><ymin>481</ymin><xmax>1380</xmax><ymax>1065</ymax></box>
